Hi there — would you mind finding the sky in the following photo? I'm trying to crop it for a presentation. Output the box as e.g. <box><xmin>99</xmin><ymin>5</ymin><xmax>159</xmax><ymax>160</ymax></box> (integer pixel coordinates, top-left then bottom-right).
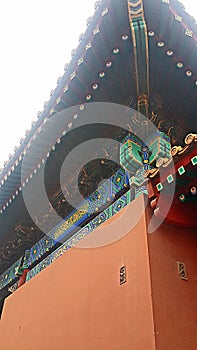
<box><xmin>0</xmin><ymin>0</ymin><xmax>196</xmax><ymax>168</ymax></box>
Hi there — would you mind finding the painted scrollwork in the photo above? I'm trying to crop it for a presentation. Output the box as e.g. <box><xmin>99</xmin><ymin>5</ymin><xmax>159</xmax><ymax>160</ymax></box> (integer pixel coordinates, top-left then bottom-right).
<box><xmin>171</xmin><ymin>133</ymin><xmax>197</xmax><ymax>157</ymax></box>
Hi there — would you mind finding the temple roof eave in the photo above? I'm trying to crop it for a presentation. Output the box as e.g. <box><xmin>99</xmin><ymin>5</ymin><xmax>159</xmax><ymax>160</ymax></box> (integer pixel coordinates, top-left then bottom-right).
<box><xmin>0</xmin><ymin>0</ymin><xmax>196</xmax><ymax>221</ymax></box>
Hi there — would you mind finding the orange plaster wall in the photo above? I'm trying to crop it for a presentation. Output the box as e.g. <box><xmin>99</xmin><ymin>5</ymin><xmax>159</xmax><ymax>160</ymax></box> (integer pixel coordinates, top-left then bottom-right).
<box><xmin>0</xmin><ymin>196</ymin><xmax>156</xmax><ymax>350</ymax></box>
<box><xmin>146</xmin><ymin>207</ymin><xmax>197</xmax><ymax>350</ymax></box>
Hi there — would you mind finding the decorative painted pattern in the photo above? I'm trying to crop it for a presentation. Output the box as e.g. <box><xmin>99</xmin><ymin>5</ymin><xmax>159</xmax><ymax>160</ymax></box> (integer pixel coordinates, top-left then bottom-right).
<box><xmin>0</xmin><ymin>260</ymin><xmax>20</xmax><ymax>291</ymax></box>
<box><xmin>51</xmin><ymin>203</ymin><xmax>89</xmax><ymax>242</ymax></box>
<box><xmin>128</xmin><ymin>0</ymin><xmax>144</xmax><ymax>18</ymax></box>
<box><xmin>120</xmin><ymin>132</ymin><xmax>171</xmax><ymax>184</ymax></box>
<box><xmin>25</xmin><ymin>236</ymin><xmax>57</xmax><ymax>265</ymax></box>
<box><xmin>26</xmin><ymin>190</ymin><xmax>132</xmax><ymax>282</ymax></box>
<box><xmin>127</xmin><ymin>0</ymin><xmax>149</xmax><ymax>116</ymax></box>
<box><xmin>48</xmin><ymin>168</ymin><xmax>129</xmax><ymax>243</ymax></box>
<box><xmin>0</xmin><ymin>168</ymin><xmax>129</xmax><ymax>291</ymax></box>
<box><xmin>0</xmin><ymin>236</ymin><xmax>56</xmax><ymax>291</ymax></box>
<box><xmin>111</xmin><ymin>168</ymin><xmax>129</xmax><ymax>196</ymax></box>
<box><xmin>148</xmin><ymin>135</ymin><xmax>197</xmax><ymax>227</ymax></box>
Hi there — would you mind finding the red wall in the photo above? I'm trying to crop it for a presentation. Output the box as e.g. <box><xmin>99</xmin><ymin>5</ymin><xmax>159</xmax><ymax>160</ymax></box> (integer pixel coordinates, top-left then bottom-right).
<box><xmin>0</xmin><ymin>196</ymin><xmax>196</xmax><ymax>350</ymax></box>
<box><xmin>0</xmin><ymin>196</ymin><xmax>156</xmax><ymax>350</ymax></box>
<box><xmin>146</xmin><ymin>207</ymin><xmax>197</xmax><ymax>350</ymax></box>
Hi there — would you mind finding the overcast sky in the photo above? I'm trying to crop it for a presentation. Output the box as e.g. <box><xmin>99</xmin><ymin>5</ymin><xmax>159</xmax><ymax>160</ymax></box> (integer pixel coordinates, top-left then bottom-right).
<box><xmin>0</xmin><ymin>0</ymin><xmax>196</xmax><ymax>168</ymax></box>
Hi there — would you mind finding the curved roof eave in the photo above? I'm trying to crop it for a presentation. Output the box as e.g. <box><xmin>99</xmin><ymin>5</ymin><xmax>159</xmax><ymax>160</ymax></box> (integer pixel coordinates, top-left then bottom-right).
<box><xmin>0</xmin><ymin>0</ymin><xmax>197</xmax><ymax>208</ymax></box>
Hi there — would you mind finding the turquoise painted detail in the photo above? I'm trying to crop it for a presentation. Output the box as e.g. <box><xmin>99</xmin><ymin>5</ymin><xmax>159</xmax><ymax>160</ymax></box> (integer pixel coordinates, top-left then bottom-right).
<box><xmin>0</xmin><ymin>168</ymin><xmax>129</xmax><ymax>291</ymax></box>
<box><xmin>26</xmin><ymin>190</ymin><xmax>133</xmax><ymax>282</ymax></box>
<box><xmin>120</xmin><ymin>132</ymin><xmax>171</xmax><ymax>176</ymax></box>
